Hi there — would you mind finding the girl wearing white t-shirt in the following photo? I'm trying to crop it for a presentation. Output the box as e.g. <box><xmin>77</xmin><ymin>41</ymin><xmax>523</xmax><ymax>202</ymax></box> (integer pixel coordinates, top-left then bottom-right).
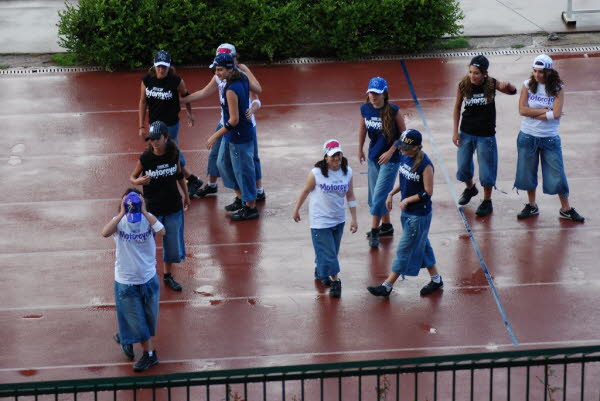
<box><xmin>293</xmin><ymin>140</ymin><xmax>358</xmax><ymax>298</ymax></box>
<box><xmin>102</xmin><ymin>189</ymin><xmax>165</xmax><ymax>372</ymax></box>
<box><xmin>515</xmin><ymin>54</ymin><xmax>584</xmax><ymax>222</ymax></box>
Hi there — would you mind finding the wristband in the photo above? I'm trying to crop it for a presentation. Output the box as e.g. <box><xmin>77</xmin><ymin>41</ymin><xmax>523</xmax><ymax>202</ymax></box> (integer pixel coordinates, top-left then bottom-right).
<box><xmin>139</xmin><ymin>126</ymin><xmax>145</xmax><ymax>129</ymax></box>
<box><xmin>151</xmin><ymin>221</ymin><xmax>164</xmax><ymax>233</ymax></box>
<box><xmin>347</xmin><ymin>200</ymin><xmax>357</xmax><ymax>208</ymax></box>
<box><xmin>545</xmin><ymin>111</ymin><xmax>555</xmax><ymax>121</ymax></box>
<box><xmin>418</xmin><ymin>191</ymin><xmax>430</xmax><ymax>201</ymax></box>
<box><xmin>251</xmin><ymin>99</ymin><xmax>262</xmax><ymax>108</ymax></box>
<box><xmin>224</xmin><ymin>122</ymin><xmax>234</xmax><ymax>131</ymax></box>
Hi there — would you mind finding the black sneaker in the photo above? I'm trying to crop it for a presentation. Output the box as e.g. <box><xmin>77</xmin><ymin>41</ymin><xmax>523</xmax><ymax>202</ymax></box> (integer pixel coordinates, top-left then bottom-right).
<box><xmin>368</xmin><ymin>228</ymin><xmax>380</xmax><ymax>248</ymax></box>
<box><xmin>314</xmin><ymin>268</ymin><xmax>332</xmax><ymax>286</ymax></box>
<box><xmin>256</xmin><ymin>191</ymin><xmax>266</xmax><ymax>202</ymax></box>
<box><xmin>458</xmin><ymin>185</ymin><xmax>478</xmax><ymax>206</ymax></box>
<box><xmin>193</xmin><ymin>184</ymin><xmax>218</xmax><ymax>198</ymax></box>
<box><xmin>133</xmin><ymin>351</ymin><xmax>159</xmax><ymax>372</ymax></box>
<box><xmin>225</xmin><ymin>197</ymin><xmax>243</xmax><ymax>212</ymax></box>
<box><xmin>559</xmin><ymin>208</ymin><xmax>585</xmax><ymax>222</ymax></box>
<box><xmin>186</xmin><ymin>176</ymin><xmax>203</xmax><ymax>196</ymax></box>
<box><xmin>231</xmin><ymin>205</ymin><xmax>259</xmax><ymax>221</ymax></box>
<box><xmin>163</xmin><ymin>274</ymin><xmax>182</xmax><ymax>291</ymax></box>
<box><xmin>330</xmin><ymin>280</ymin><xmax>342</xmax><ymax>298</ymax></box>
<box><xmin>420</xmin><ymin>279</ymin><xmax>443</xmax><ymax>296</ymax></box>
<box><xmin>517</xmin><ymin>204</ymin><xmax>539</xmax><ymax>219</ymax></box>
<box><xmin>475</xmin><ymin>199</ymin><xmax>493</xmax><ymax>217</ymax></box>
<box><xmin>366</xmin><ymin>223</ymin><xmax>394</xmax><ymax>238</ymax></box>
<box><xmin>367</xmin><ymin>284</ymin><xmax>391</xmax><ymax>297</ymax></box>
<box><xmin>113</xmin><ymin>333</ymin><xmax>134</xmax><ymax>360</ymax></box>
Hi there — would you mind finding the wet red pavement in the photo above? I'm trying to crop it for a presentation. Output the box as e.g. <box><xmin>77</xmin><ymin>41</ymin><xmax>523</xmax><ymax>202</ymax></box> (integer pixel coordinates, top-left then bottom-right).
<box><xmin>1</xmin><ymin>53</ymin><xmax>600</xmax><ymax>387</ymax></box>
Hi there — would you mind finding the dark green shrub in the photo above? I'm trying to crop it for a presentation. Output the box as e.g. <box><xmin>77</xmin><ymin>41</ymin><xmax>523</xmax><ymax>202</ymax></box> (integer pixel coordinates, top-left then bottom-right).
<box><xmin>57</xmin><ymin>0</ymin><xmax>463</xmax><ymax>70</ymax></box>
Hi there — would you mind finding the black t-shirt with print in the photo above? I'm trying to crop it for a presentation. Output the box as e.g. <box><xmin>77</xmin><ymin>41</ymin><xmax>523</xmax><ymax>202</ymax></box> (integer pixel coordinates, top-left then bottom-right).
<box><xmin>140</xmin><ymin>149</ymin><xmax>182</xmax><ymax>216</ymax></box>
<box><xmin>142</xmin><ymin>73</ymin><xmax>182</xmax><ymax>126</ymax></box>
<box><xmin>460</xmin><ymin>78</ymin><xmax>497</xmax><ymax>137</ymax></box>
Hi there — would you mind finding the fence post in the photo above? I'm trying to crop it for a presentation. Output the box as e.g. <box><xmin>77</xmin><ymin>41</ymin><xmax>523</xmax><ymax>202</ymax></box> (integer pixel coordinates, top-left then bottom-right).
<box><xmin>562</xmin><ymin>0</ymin><xmax>600</xmax><ymax>25</ymax></box>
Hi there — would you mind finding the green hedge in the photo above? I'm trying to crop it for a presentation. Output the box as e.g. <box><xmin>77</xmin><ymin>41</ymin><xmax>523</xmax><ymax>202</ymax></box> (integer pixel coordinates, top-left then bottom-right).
<box><xmin>57</xmin><ymin>0</ymin><xmax>463</xmax><ymax>70</ymax></box>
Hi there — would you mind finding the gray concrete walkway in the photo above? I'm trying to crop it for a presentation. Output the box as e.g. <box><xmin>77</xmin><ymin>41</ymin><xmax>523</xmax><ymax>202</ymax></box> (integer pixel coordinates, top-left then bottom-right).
<box><xmin>460</xmin><ymin>0</ymin><xmax>600</xmax><ymax>36</ymax></box>
<box><xmin>1</xmin><ymin>0</ymin><xmax>600</xmax><ymax>54</ymax></box>
<box><xmin>0</xmin><ymin>0</ymin><xmax>70</xmax><ymax>53</ymax></box>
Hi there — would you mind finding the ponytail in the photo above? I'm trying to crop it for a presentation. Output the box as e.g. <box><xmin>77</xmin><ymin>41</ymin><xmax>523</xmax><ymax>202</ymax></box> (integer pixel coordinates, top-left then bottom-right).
<box><xmin>411</xmin><ymin>148</ymin><xmax>424</xmax><ymax>172</ymax></box>
<box><xmin>364</xmin><ymin>92</ymin><xmax>396</xmax><ymax>143</ymax></box>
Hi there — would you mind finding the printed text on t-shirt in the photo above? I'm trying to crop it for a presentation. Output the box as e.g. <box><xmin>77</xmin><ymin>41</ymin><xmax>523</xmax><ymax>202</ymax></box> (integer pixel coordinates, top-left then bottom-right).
<box><xmin>145</xmin><ymin>163</ymin><xmax>177</xmax><ymax>178</ymax></box>
<box><xmin>464</xmin><ymin>93</ymin><xmax>488</xmax><ymax>106</ymax></box>
<box><xmin>319</xmin><ymin>183</ymin><xmax>349</xmax><ymax>192</ymax></box>
<box><xmin>399</xmin><ymin>164</ymin><xmax>420</xmax><ymax>182</ymax></box>
<box><xmin>146</xmin><ymin>87</ymin><xmax>173</xmax><ymax>100</ymax></box>
<box><xmin>528</xmin><ymin>93</ymin><xmax>554</xmax><ymax>107</ymax></box>
<box><xmin>365</xmin><ymin>117</ymin><xmax>382</xmax><ymax>130</ymax></box>
<box><xmin>118</xmin><ymin>227</ymin><xmax>152</xmax><ymax>242</ymax></box>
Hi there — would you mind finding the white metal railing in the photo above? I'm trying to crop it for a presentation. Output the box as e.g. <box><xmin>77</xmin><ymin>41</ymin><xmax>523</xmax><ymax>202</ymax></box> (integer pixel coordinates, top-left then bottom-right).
<box><xmin>562</xmin><ymin>0</ymin><xmax>600</xmax><ymax>24</ymax></box>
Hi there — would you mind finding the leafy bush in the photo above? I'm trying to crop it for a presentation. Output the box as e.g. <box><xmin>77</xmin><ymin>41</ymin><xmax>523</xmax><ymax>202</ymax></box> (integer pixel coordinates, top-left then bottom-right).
<box><xmin>57</xmin><ymin>0</ymin><xmax>463</xmax><ymax>70</ymax></box>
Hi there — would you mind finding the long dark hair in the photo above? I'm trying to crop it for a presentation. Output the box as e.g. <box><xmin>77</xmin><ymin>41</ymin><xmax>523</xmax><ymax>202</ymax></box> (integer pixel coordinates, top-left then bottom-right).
<box><xmin>528</xmin><ymin>69</ymin><xmax>563</xmax><ymax>97</ymax></box>
<box><xmin>148</xmin><ymin>65</ymin><xmax>177</xmax><ymax>77</ymax></box>
<box><xmin>314</xmin><ymin>156</ymin><xmax>349</xmax><ymax>178</ymax></box>
<box><xmin>458</xmin><ymin>67</ymin><xmax>495</xmax><ymax>102</ymax></box>
<box><xmin>365</xmin><ymin>91</ymin><xmax>396</xmax><ymax>143</ymax></box>
<box><xmin>142</xmin><ymin>134</ymin><xmax>179</xmax><ymax>163</ymax></box>
<box><xmin>224</xmin><ymin>67</ymin><xmax>246</xmax><ymax>90</ymax></box>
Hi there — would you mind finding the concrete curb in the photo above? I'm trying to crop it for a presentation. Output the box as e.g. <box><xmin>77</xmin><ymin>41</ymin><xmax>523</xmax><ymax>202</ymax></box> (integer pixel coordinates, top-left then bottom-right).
<box><xmin>1</xmin><ymin>32</ymin><xmax>600</xmax><ymax>73</ymax></box>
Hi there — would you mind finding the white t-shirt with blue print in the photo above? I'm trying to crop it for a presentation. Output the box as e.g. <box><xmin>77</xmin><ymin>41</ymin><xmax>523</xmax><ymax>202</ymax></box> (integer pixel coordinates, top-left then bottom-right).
<box><xmin>309</xmin><ymin>166</ymin><xmax>353</xmax><ymax>229</ymax></box>
<box><xmin>113</xmin><ymin>215</ymin><xmax>157</xmax><ymax>285</ymax></box>
<box><xmin>520</xmin><ymin>79</ymin><xmax>561</xmax><ymax>138</ymax></box>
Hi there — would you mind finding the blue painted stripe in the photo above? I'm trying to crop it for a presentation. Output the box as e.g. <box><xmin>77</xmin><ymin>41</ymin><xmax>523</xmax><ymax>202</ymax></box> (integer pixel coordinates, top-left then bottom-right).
<box><xmin>400</xmin><ymin>60</ymin><xmax>519</xmax><ymax>346</ymax></box>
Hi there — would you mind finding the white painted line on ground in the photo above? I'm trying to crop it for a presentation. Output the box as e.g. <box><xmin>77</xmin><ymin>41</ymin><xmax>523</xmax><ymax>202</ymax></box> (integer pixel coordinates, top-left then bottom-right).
<box><xmin>0</xmin><ymin>222</ymin><xmax>597</xmax><ymax>258</ymax></box>
<box><xmin>1</xmin><ymin>90</ymin><xmax>599</xmax><ymax>118</ymax></box>
<box><xmin>1</xmin><ymin>339</ymin><xmax>598</xmax><ymax>373</ymax></box>
<box><xmin>1</xmin><ymin>279</ymin><xmax>599</xmax><ymax>312</ymax></box>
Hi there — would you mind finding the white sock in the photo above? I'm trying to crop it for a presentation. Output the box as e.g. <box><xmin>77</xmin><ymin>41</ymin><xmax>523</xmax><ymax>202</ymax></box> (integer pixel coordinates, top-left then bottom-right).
<box><xmin>382</xmin><ymin>281</ymin><xmax>393</xmax><ymax>291</ymax></box>
<box><xmin>431</xmin><ymin>274</ymin><xmax>441</xmax><ymax>284</ymax></box>
<box><xmin>256</xmin><ymin>187</ymin><xmax>264</xmax><ymax>194</ymax></box>
<box><xmin>208</xmin><ymin>182</ymin><xmax>217</xmax><ymax>188</ymax></box>
<box><xmin>147</xmin><ymin>350</ymin><xmax>154</xmax><ymax>356</ymax></box>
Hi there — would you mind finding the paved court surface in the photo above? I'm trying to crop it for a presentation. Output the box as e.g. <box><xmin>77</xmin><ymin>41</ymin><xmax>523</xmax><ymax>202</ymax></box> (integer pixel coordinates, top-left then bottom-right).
<box><xmin>1</xmin><ymin>52</ymin><xmax>599</xmax><ymax>393</ymax></box>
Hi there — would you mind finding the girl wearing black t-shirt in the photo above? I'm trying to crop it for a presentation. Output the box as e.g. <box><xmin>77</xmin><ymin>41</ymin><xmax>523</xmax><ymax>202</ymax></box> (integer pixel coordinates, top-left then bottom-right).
<box><xmin>138</xmin><ymin>50</ymin><xmax>203</xmax><ymax>197</ymax></box>
<box><xmin>130</xmin><ymin>121</ymin><xmax>191</xmax><ymax>291</ymax></box>
<box><xmin>452</xmin><ymin>55</ymin><xmax>516</xmax><ymax>217</ymax></box>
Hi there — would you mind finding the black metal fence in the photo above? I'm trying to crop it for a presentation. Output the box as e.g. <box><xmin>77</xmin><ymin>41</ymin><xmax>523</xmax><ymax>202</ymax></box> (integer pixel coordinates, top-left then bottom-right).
<box><xmin>2</xmin><ymin>345</ymin><xmax>600</xmax><ymax>401</ymax></box>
